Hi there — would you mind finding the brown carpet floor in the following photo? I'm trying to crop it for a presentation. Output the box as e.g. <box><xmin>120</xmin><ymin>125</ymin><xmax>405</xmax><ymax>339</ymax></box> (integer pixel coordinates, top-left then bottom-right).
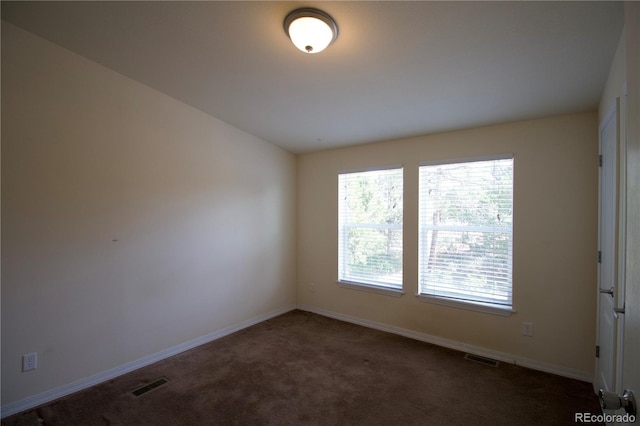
<box><xmin>3</xmin><ymin>310</ymin><xmax>603</xmax><ymax>425</ymax></box>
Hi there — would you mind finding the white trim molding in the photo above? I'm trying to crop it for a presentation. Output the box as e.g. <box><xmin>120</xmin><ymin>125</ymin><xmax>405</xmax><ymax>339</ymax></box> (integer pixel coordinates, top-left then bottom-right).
<box><xmin>1</xmin><ymin>305</ymin><xmax>297</xmax><ymax>419</ymax></box>
<box><xmin>419</xmin><ymin>153</ymin><xmax>514</xmax><ymax>167</ymax></box>
<box><xmin>337</xmin><ymin>280</ymin><xmax>404</xmax><ymax>297</ymax></box>
<box><xmin>297</xmin><ymin>304</ymin><xmax>592</xmax><ymax>383</ymax></box>
<box><xmin>415</xmin><ymin>293</ymin><xmax>515</xmax><ymax>317</ymax></box>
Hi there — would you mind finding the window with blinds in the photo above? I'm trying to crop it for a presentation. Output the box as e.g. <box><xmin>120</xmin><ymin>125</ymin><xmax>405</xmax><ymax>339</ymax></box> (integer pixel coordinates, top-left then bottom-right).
<box><xmin>338</xmin><ymin>167</ymin><xmax>403</xmax><ymax>290</ymax></box>
<box><xmin>418</xmin><ymin>157</ymin><xmax>513</xmax><ymax>307</ymax></box>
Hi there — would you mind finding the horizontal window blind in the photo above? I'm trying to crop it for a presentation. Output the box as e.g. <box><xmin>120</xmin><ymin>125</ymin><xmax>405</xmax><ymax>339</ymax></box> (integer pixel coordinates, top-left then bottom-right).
<box><xmin>338</xmin><ymin>167</ymin><xmax>403</xmax><ymax>289</ymax></box>
<box><xmin>418</xmin><ymin>158</ymin><xmax>513</xmax><ymax>306</ymax></box>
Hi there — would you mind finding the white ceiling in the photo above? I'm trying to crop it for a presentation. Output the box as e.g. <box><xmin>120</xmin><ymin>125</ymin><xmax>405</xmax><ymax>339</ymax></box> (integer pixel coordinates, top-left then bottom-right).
<box><xmin>2</xmin><ymin>1</ymin><xmax>623</xmax><ymax>153</ymax></box>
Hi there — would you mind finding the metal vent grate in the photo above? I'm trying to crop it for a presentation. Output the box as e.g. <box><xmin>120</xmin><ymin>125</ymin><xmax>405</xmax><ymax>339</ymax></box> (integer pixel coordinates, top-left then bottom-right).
<box><xmin>131</xmin><ymin>377</ymin><xmax>169</xmax><ymax>397</ymax></box>
<box><xmin>464</xmin><ymin>353</ymin><xmax>499</xmax><ymax>367</ymax></box>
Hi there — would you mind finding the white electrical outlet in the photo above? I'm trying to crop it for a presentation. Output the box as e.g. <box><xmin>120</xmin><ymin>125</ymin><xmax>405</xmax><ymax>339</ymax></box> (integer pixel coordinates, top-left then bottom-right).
<box><xmin>309</xmin><ymin>282</ymin><xmax>316</xmax><ymax>293</ymax></box>
<box><xmin>22</xmin><ymin>352</ymin><xmax>37</xmax><ymax>372</ymax></box>
<box><xmin>522</xmin><ymin>322</ymin><xmax>534</xmax><ymax>337</ymax></box>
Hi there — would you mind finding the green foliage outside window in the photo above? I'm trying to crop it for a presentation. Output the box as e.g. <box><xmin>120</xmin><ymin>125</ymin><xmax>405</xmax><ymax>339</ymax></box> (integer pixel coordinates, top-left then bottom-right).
<box><xmin>339</xmin><ymin>168</ymin><xmax>403</xmax><ymax>287</ymax></box>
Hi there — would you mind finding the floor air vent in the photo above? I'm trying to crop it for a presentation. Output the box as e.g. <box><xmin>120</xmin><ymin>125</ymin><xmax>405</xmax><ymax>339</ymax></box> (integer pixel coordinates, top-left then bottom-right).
<box><xmin>131</xmin><ymin>377</ymin><xmax>169</xmax><ymax>397</ymax></box>
<box><xmin>464</xmin><ymin>354</ymin><xmax>499</xmax><ymax>367</ymax></box>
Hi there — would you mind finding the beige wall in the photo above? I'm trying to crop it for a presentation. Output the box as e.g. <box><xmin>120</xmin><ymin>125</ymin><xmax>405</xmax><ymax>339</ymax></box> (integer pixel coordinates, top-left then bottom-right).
<box><xmin>1</xmin><ymin>22</ymin><xmax>296</xmax><ymax>406</ymax></box>
<box><xmin>297</xmin><ymin>113</ymin><xmax>598</xmax><ymax>375</ymax></box>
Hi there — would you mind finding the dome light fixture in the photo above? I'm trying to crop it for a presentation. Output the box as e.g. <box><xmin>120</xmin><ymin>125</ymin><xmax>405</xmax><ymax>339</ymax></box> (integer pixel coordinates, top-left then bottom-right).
<box><xmin>284</xmin><ymin>8</ymin><xmax>338</xmax><ymax>54</ymax></box>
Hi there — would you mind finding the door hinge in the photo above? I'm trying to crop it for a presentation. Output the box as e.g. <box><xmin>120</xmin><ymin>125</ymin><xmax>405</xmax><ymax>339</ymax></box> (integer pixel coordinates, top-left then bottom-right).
<box><xmin>598</xmin><ymin>251</ymin><xmax>602</xmax><ymax>263</ymax></box>
<box><xmin>596</xmin><ymin>345</ymin><xmax>600</xmax><ymax>358</ymax></box>
<box><xmin>599</xmin><ymin>155</ymin><xmax>603</xmax><ymax>167</ymax></box>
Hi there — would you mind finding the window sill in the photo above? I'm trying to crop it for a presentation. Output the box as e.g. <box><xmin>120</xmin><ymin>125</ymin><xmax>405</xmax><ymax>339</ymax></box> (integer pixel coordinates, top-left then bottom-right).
<box><xmin>337</xmin><ymin>280</ymin><xmax>404</xmax><ymax>297</ymax></box>
<box><xmin>415</xmin><ymin>294</ymin><xmax>515</xmax><ymax>317</ymax></box>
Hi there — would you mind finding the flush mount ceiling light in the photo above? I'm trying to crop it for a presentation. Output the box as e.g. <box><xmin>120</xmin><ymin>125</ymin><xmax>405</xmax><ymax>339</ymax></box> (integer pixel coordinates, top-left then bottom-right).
<box><xmin>284</xmin><ymin>8</ymin><xmax>338</xmax><ymax>54</ymax></box>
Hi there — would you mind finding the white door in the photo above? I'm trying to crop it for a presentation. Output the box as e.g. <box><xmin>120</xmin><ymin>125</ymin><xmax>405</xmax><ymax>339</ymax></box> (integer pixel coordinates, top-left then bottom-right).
<box><xmin>595</xmin><ymin>100</ymin><xmax>622</xmax><ymax>398</ymax></box>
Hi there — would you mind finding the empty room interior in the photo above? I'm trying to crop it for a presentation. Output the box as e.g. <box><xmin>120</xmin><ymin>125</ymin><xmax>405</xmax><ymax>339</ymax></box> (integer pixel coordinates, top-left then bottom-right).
<box><xmin>2</xmin><ymin>1</ymin><xmax>640</xmax><ymax>424</ymax></box>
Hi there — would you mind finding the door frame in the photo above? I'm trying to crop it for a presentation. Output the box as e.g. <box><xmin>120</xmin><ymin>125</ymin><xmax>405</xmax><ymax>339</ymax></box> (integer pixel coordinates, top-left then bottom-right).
<box><xmin>594</xmin><ymin>94</ymin><xmax>627</xmax><ymax>396</ymax></box>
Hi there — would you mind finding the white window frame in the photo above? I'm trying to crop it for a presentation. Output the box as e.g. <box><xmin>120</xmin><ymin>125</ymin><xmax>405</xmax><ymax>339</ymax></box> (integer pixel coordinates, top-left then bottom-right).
<box><xmin>416</xmin><ymin>155</ymin><xmax>515</xmax><ymax>316</ymax></box>
<box><xmin>337</xmin><ymin>165</ymin><xmax>404</xmax><ymax>297</ymax></box>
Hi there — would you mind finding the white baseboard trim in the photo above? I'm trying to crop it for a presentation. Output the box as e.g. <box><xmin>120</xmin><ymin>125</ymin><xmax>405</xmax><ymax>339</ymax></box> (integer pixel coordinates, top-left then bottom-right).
<box><xmin>297</xmin><ymin>304</ymin><xmax>593</xmax><ymax>383</ymax></box>
<box><xmin>1</xmin><ymin>304</ymin><xmax>296</xmax><ymax>419</ymax></box>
